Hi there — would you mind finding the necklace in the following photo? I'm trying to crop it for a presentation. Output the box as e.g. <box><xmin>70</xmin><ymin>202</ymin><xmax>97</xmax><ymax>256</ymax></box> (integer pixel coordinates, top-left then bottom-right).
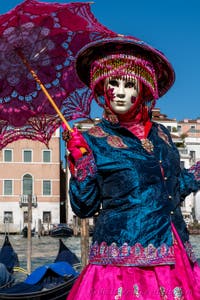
<box><xmin>141</xmin><ymin>138</ymin><xmax>154</xmax><ymax>153</ymax></box>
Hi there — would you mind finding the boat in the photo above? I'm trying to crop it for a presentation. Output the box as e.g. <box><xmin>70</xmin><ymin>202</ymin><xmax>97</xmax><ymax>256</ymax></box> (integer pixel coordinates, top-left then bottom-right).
<box><xmin>0</xmin><ymin>234</ymin><xmax>19</xmax><ymax>288</ymax></box>
<box><xmin>49</xmin><ymin>224</ymin><xmax>73</xmax><ymax>237</ymax></box>
<box><xmin>21</xmin><ymin>226</ymin><xmax>35</xmax><ymax>238</ymax></box>
<box><xmin>0</xmin><ymin>234</ymin><xmax>19</xmax><ymax>274</ymax></box>
<box><xmin>55</xmin><ymin>239</ymin><xmax>81</xmax><ymax>272</ymax></box>
<box><xmin>0</xmin><ymin>239</ymin><xmax>80</xmax><ymax>299</ymax></box>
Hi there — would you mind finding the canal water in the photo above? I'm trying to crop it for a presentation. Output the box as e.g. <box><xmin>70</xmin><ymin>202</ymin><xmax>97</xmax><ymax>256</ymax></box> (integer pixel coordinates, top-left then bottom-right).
<box><xmin>1</xmin><ymin>234</ymin><xmax>200</xmax><ymax>274</ymax></box>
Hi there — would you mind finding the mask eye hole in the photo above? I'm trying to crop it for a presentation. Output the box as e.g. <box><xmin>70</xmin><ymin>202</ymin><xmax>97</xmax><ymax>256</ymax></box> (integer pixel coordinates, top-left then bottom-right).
<box><xmin>125</xmin><ymin>80</ymin><xmax>136</xmax><ymax>89</ymax></box>
<box><xmin>108</xmin><ymin>79</ymin><xmax>118</xmax><ymax>87</ymax></box>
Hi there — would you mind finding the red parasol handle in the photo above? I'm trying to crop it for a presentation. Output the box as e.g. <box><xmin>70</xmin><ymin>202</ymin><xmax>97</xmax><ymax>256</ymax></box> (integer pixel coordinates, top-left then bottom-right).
<box><xmin>16</xmin><ymin>49</ymin><xmax>87</xmax><ymax>154</ymax></box>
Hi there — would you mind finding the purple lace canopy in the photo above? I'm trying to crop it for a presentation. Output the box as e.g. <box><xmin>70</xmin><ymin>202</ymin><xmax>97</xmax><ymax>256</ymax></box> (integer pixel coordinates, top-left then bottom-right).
<box><xmin>0</xmin><ymin>0</ymin><xmax>116</xmax><ymax>148</ymax></box>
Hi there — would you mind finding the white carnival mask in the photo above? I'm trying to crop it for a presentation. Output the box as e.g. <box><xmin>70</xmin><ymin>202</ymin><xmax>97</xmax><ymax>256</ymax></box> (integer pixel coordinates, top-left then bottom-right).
<box><xmin>104</xmin><ymin>77</ymin><xmax>139</xmax><ymax>114</ymax></box>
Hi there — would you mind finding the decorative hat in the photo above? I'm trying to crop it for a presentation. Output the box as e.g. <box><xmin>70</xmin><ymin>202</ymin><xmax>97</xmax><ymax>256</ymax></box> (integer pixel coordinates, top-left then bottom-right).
<box><xmin>76</xmin><ymin>34</ymin><xmax>175</xmax><ymax>105</ymax></box>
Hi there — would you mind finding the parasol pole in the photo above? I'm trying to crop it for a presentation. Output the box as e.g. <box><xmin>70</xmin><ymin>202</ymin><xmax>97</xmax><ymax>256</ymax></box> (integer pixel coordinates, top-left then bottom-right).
<box><xmin>17</xmin><ymin>49</ymin><xmax>87</xmax><ymax>154</ymax></box>
<box><xmin>16</xmin><ymin>49</ymin><xmax>72</xmax><ymax>131</ymax></box>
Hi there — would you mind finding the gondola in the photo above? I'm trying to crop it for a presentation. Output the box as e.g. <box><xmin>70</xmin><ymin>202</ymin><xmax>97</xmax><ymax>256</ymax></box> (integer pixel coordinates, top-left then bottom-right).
<box><xmin>0</xmin><ymin>239</ymin><xmax>80</xmax><ymax>299</ymax></box>
<box><xmin>21</xmin><ymin>227</ymin><xmax>35</xmax><ymax>238</ymax></box>
<box><xmin>49</xmin><ymin>224</ymin><xmax>73</xmax><ymax>238</ymax></box>
<box><xmin>54</xmin><ymin>239</ymin><xmax>81</xmax><ymax>271</ymax></box>
<box><xmin>0</xmin><ymin>234</ymin><xmax>19</xmax><ymax>289</ymax></box>
<box><xmin>0</xmin><ymin>234</ymin><xmax>19</xmax><ymax>273</ymax></box>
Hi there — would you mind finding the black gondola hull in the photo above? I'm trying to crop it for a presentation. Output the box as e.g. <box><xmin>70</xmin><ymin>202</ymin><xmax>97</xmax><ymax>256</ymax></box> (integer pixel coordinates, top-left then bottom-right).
<box><xmin>0</xmin><ymin>276</ymin><xmax>77</xmax><ymax>300</ymax></box>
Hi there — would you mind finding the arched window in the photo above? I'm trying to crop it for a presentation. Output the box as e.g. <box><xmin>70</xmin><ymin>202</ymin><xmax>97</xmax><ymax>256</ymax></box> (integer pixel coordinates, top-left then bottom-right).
<box><xmin>23</xmin><ymin>174</ymin><xmax>33</xmax><ymax>195</ymax></box>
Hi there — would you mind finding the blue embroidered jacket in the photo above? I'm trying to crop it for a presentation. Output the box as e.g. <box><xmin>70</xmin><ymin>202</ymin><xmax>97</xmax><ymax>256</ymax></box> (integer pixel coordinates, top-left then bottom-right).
<box><xmin>69</xmin><ymin>119</ymin><xmax>200</xmax><ymax>266</ymax></box>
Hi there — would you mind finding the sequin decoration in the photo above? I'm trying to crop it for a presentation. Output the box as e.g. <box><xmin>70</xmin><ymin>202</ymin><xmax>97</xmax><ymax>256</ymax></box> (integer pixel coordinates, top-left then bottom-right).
<box><xmin>73</xmin><ymin>152</ymin><xmax>97</xmax><ymax>181</ymax></box>
<box><xmin>89</xmin><ymin>241</ymin><xmax>175</xmax><ymax>266</ymax></box>
<box><xmin>173</xmin><ymin>287</ymin><xmax>184</xmax><ymax>300</ymax></box>
<box><xmin>159</xmin><ymin>286</ymin><xmax>167</xmax><ymax>300</ymax></box>
<box><xmin>90</xmin><ymin>54</ymin><xmax>159</xmax><ymax>102</ymax></box>
<box><xmin>141</xmin><ymin>138</ymin><xmax>154</xmax><ymax>153</ymax></box>
<box><xmin>107</xmin><ymin>135</ymin><xmax>128</xmax><ymax>148</ymax></box>
<box><xmin>115</xmin><ymin>287</ymin><xmax>122</xmax><ymax>299</ymax></box>
<box><xmin>184</xmin><ymin>241</ymin><xmax>197</xmax><ymax>263</ymax></box>
<box><xmin>88</xmin><ymin>125</ymin><xmax>109</xmax><ymax>138</ymax></box>
<box><xmin>133</xmin><ymin>284</ymin><xmax>140</xmax><ymax>298</ymax></box>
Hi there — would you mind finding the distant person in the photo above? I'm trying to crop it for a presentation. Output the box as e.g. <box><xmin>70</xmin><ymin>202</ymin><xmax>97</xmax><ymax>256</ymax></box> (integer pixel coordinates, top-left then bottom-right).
<box><xmin>63</xmin><ymin>35</ymin><xmax>200</xmax><ymax>299</ymax></box>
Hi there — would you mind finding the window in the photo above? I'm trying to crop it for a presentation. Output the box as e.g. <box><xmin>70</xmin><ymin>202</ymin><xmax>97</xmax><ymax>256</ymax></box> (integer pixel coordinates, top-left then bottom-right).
<box><xmin>43</xmin><ymin>150</ymin><xmax>51</xmax><ymax>162</ymax></box>
<box><xmin>190</xmin><ymin>151</ymin><xmax>196</xmax><ymax>161</ymax></box>
<box><xmin>43</xmin><ymin>180</ymin><xmax>51</xmax><ymax>195</ymax></box>
<box><xmin>4</xmin><ymin>211</ymin><xmax>13</xmax><ymax>223</ymax></box>
<box><xmin>177</xmin><ymin>125</ymin><xmax>182</xmax><ymax>132</ymax></box>
<box><xmin>4</xmin><ymin>149</ymin><xmax>12</xmax><ymax>162</ymax></box>
<box><xmin>23</xmin><ymin>174</ymin><xmax>33</xmax><ymax>195</ymax></box>
<box><xmin>43</xmin><ymin>211</ymin><xmax>51</xmax><ymax>223</ymax></box>
<box><xmin>23</xmin><ymin>150</ymin><xmax>32</xmax><ymax>162</ymax></box>
<box><xmin>4</xmin><ymin>180</ymin><xmax>13</xmax><ymax>195</ymax></box>
<box><xmin>167</xmin><ymin>126</ymin><xmax>172</xmax><ymax>132</ymax></box>
<box><xmin>23</xmin><ymin>211</ymin><xmax>28</xmax><ymax>223</ymax></box>
<box><xmin>190</xmin><ymin>125</ymin><xmax>196</xmax><ymax>132</ymax></box>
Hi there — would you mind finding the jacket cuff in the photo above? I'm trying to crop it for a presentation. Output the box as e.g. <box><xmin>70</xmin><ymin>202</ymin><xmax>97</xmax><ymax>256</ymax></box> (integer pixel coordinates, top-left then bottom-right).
<box><xmin>68</xmin><ymin>151</ymin><xmax>97</xmax><ymax>181</ymax></box>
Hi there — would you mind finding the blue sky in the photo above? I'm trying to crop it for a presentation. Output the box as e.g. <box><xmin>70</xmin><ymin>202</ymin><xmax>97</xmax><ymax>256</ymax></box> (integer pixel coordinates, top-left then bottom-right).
<box><xmin>1</xmin><ymin>0</ymin><xmax>200</xmax><ymax>122</ymax></box>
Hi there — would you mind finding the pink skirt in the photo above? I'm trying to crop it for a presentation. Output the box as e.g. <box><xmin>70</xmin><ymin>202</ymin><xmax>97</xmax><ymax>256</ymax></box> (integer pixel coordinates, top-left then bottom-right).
<box><xmin>67</xmin><ymin>226</ymin><xmax>200</xmax><ymax>299</ymax></box>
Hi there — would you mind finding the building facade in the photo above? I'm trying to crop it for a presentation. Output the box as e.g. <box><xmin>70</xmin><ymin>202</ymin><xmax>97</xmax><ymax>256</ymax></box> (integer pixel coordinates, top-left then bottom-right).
<box><xmin>0</xmin><ymin>129</ymin><xmax>62</xmax><ymax>234</ymax></box>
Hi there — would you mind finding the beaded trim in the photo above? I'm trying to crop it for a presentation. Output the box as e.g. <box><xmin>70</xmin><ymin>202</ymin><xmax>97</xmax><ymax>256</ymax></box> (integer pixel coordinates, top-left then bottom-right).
<box><xmin>90</xmin><ymin>54</ymin><xmax>158</xmax><ymax>100</ymax></box>
<box><xmin>184</xmin><ymin>240</ymin><xmax>197</xmax><ymax>263</ymax></box>
<box><xmin>89</xmin><ymin>241</ymin><xmax>175</xmax><ymax>266</ymax></box>
<box><xmin>141</xmin><ymin>138</ymin><xmax>154</xmax><ymax>153</ymax></box>
<box><xmin>88</xmin><ymin>125</ymin><xmax>109</xmax><ymax>138</ymax></box>
<box><xmin>70</xmin><ymin>152</ymin><xmax>97</xmax><ymax>181</ymax></box>
<box><xmin>107</xmin><ymin>135</ymin><xmax>128</xmax><ymax>149</ymax></box>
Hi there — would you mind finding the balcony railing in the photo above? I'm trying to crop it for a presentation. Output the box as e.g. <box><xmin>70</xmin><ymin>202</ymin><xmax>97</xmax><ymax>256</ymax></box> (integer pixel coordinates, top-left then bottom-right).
<box><xmin>19</xmin><ymin>195</ymin><xmax>37</xmax><ymax>208</ymax></box>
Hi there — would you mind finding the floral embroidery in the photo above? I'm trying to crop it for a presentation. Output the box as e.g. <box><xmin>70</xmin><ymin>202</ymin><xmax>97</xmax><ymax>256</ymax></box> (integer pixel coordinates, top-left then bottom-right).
<box><xmin>184</xmin><ymin>240</ymin><xmax>197</xmax><ymax>263</ymax></box>
<box><xmin>72</xmin><ymin>152</ymin><xmax>97</xmax><ymax>181</ymax></box>
<box><xmin>188</xmin><ymin>161</ymin><xmax>200</xmax><ymax>181</ymax></box>
<box><xmin>173</xmin><ymin>287</ymin><xmax>184</xmax><ymax>300</ymax></box>
<box><xmin>115</xmin><ymin>287</ymin><xmax>122</xmax><ymax>299</ymax></box>
<box><xmin>88</xmin><ymin>125</ymin><xmax>109</xmax><ymax>137</ymax></box>
<box><xmin>107</xmin><ymin>135</ymin><xmax>128</xmax><ymax>148</ymax></box>
<box><xmin>89</xmin><ymin>241</ymin><xmax>175</xmax><ymax>266</ymax></box>
<box><xmin>133</xmin><ymin>284</ymin><xmax>140</xmax><ymax>298</ymax></box>
<box><xmin>159</xmin><ymin>286</ymin><xmax>167</xmax><ymax>300</ymax></box>
<box><xmin>158</xmin><ymin>125</ymin><xmax>171</xmax><ymax>146</ymax></box>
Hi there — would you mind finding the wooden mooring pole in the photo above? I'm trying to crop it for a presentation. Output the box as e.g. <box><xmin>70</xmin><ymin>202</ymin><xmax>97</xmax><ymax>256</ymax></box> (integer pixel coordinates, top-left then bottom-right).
<box><xmin>27</xmin><ymin>195</ymin><xmax>32</xmax><ymax>274</ymax></box>
<box><xmin>80</xmin><ymin>218</ymin><xmax>89</xmax><ymax>268</ymax></box>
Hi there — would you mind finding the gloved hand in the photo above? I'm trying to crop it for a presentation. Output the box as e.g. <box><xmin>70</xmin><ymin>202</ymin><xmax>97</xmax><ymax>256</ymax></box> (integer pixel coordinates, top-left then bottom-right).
<box><xmin>62</xmin><ymin>127</ymin><xmax>89</xmax><ymax>161</ymax></box>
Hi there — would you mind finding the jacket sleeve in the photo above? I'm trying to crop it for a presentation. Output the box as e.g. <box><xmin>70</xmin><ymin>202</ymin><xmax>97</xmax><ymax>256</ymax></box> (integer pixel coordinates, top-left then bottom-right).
<box><xmin>179</xmin><ymin>166</ymin><xmax>200</xmax><ymax>199</ymax></box>
<box><xmin>68</xmin><ymin>151</ymin><xmax>101</xmax><ymax>218</ymax></box>
<box><xmin>188</xmin><ymin>161</ymin><xmax>200</xmax><ymax>182</ymax></box>
<box><xmin>158</xmin><ymin>124</ymin><xmax>200</xmax><ymax>198</ymax></box>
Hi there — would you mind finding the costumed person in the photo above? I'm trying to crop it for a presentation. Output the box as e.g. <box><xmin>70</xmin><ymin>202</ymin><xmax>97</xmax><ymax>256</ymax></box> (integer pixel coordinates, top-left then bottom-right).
<box><xmin>64</xmin><ymin>35</ymin><xmax>200</xmax><ymax>299</ymax></box>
